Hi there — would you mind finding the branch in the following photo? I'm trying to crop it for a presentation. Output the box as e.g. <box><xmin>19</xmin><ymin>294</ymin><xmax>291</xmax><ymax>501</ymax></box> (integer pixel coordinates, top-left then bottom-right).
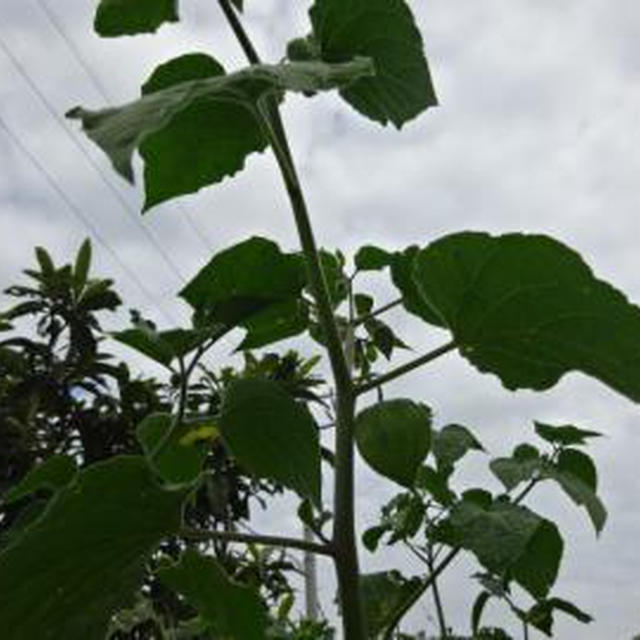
<box><xmin>356</xmin><ymin>341</ymin><xmax>457</xmax><ymax>395</ymax></box>
<box><xmin>181</xmin><ymin>527</ymin><xmax>335</xmax><ymax>557</ymax></box>
<box><xmin>353</xmin><ymin>297</ymin><xmax>402</xmax><ymax>327</ymax></box>
<box><xmin>216</xmin><ymin>0</ymin><xmax>260</xmax><ymax>64</ymax></box>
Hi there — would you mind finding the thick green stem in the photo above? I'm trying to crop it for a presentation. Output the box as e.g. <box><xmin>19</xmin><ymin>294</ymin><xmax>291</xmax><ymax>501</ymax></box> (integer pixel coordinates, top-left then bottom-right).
<box><xmin>218</xmin><ymin>4</ymin><xmax>366</xmax><ymax>636</ymax></box>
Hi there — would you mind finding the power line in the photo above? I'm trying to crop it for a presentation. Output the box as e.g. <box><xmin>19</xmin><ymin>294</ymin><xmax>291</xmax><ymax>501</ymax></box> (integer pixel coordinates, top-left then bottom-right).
<box><xmin>0</xmin><ymin>113</ymin><xmax>180</xmax><ymax>327</ymax></box>
<box><xmin>0</xmin><ymin>31</ymin><xmax>190</xmax><ymax>284</ymax></box>
<box><xmin>32</xmin><ymin>0</ymin><xmax>216</xmax><ymax>255</ymax></box>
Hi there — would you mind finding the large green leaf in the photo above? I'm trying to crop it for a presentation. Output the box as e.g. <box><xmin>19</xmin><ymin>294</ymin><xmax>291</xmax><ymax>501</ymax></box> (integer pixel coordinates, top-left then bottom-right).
<box><xmin>447</xmin><ymin>499</ymin><xmax>563</xmax><ymax>598</ymax></box>
<box><xmin>238</xmin><ymin>298</ymin><xmax>310</xmax><ymax>350</ymax></box>
<box><xmin>158</xmin><ymin>549</ymin><xmax>267</xmax><ymax>640</ymax></box>
<box><xmin>0</xmin><ymin>456</ymin><xmax>187</xmax><ymax>640</ymax></box>
<box><xmin>412</xmin><ymin>232</ymin><xmax>640</xmax><ymax>403</ymax></box>
<box><xmin>355</xmin><ymin>399</ymin><xmax>431</xmax><ymax>487</ymax></box>
<box><xmin>4</xmin><ymin>455</ymin><xmax>76</xmax><ymax>504</ymax></box>
<box><xmin>309</xmin><ymin>0</ymin><xmax>437</xmax><ymax>127</ymax></box>
<box><xmin>67</xmin><ymin>58</ymin><xmax>373</xmax><ymax>209</ymax></box>
<box><xmin>181</xmin><ymin>237</ymin><xmax>306</xmax><ymax>328</ymax></box>
<box><xmin>220</xmin><ymin>378</ymin><xmax>321</xmax><ymax>505</ymax></box>
<box><xmin>95</xmin><ymin>0</ymin><xmax>179</xmax><ymax>37</ymax></box>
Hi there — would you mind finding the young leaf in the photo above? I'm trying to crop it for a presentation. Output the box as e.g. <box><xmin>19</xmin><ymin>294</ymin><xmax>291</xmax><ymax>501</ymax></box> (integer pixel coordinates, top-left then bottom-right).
<box><xmin>67</xmin><ymin>58</ymin><xmax>373</xmax><ymax>209</ymax></box>
<box><xmin>413</xmin><ymin>232</ymin><xmax>640</xmax><ymax>403</ymax></box>
<box><xmin>94</xmin><ymin>0</ymin><xmax>179</xmax><ymax>37</ymax></box>
<box><xmin>137</xmin><ymin>413</ymin><xmax>208</xmax><ymax>485</ymax></box>
<box><xmin>158</xmin><ymin>549</ymin><xmax>267</xmax><ymax>640</ymax></box>
<box><xmin>526</xmin><ymin>597</ymin><xmax>593</xmax><ymax>636</ymax></box>
<box><xmin>220</xmin><ymin>378</ymin><xmax>322</xmax><ymax>505</ymax></box>
<box><xmin>73</xmin><ymin>238</ymin><xmax>92</xmax><ymax>295</ymax></box>
<box><xmin>534</xmin><ymin>421</ymin><xmax>602</xmax><ymax>446</ymax></box>
<box><xmin>360</xmin><ymin>571</ymin><xmax>423</xmax><ymax>637</ymax></box>
<box><xmin>433</xmin><ymin>424</ymin><xmax>484</xmax><ymax>470</ymax></box>
<box><xmin>0</xmin><ymin>456</ymin><xmax>187</xmax><ymax>640</ymax></box>
<box><xmin>355</xmin><ymin>399</ymin><xmax>431</xmax><ymax>487</ymax></box>
<box><xmin>35</xmin><ymin>246</ymin><xmax>55</xmax><ymax>277</ymax></box>
<box><xmin>309</xmin><ymin>0</ymin><xmax>437</xmax><ymax>127</ymax></box>
<box><xmin>4</xmin><ymin>456</ymin><xmax>77</xmax><ymax>505</ymax></box>
<box><xmin>181</xmin><ymin>237</ymin><xmax>307</xmax><ymax>328</ymax></box>
<box><xmin>355</xmin><ymin>245</ymin><xmax>393</xmax><ymax>271</ymax></box>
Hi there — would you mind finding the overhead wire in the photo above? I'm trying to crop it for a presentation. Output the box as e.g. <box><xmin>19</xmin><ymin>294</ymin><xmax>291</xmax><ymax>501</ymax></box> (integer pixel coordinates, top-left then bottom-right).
<box><xmin>32</xmin><ymin>0</ymin><xmax>216</xmax><ymax>256</ymax></box>
<box><xmin>0</xmin><ymin>114</ymin><xmax>180</xmax><ymax>327</ymax></box>
<box><xmin>0</xmin><ymin>31</ymin><xmax>190</xmax><ymax>284</ymax></box>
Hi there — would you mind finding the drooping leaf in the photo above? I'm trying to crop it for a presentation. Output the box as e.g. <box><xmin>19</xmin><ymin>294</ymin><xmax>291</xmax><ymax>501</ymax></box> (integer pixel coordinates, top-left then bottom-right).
<box><xmin>67</xmin><ymin>58</ymin><xmax>373</xmax><ymax>209</ymax></box>
<box><xmin>4</xmin><ymin>456</ymin><xmax>77</xmax><ymax>505</ymax></box>
<box><xmin>534</xmin><ymin>421</ymin><xmax>602</xmax><ymax>447</ymax></box>
<box><xmin>0</xmin><ymin>456</ymin><xmax>187</xmax><ymax>640</ymax></box>
<box><xmin>95</xmin><ymin>0</ymin><xmax>179</xmax><ymax>37</ymax></box>
<box><xmin>181</xmin><ymin>237</ymin><xmax>307</xmax><ymax>329</ymax></box>
<box><xmin>412</xmin><ymin>232</ymin><xmax>640</xmax><ymax>403</ymax></box>
<box><xmin>158</xmin><ymin>549</ymin><xmax>267</xmax><ymax>640</ymax></box>
<box><xmin>355</xmin><ymin>245</ymin><xmax>393</xmax><ymax>271</ymax></box>
<box><xmin>137</xmin><ymin>413</ymin><xmax>208</xmax><ymax>485</ymax></box>
<box><xmin>364</xmin><ymin>317</ymin><xmax>408</xmax><ymax>360</ymax></box>
<box><xmin>542</xmin><ymin>450</ymin><xmax>607</xmax><ymax>534</ymax></box>
<box><xmin>472</xmin><ymin>591</ymin><xmax>492</xmax><ymax>635</ymax></box>
<box><xmin>360</xmin><ymin>571</ymin><xmax>423</xmax><ymax>637</ymax></box>
<box><xmin>309</xmin><ymin>0</ymin><xmax>437</xmax><ymax>127</ymax></box>
<box><xmin>220</xmin><ymin>378</ymin><xmax>321</xmax><ymax>505</ymax></box>
<box><xmin>433</xmin><ymin>424</ymin><xmax>484</xmax><ymax>470</ymax></box>
<box><xmin>526</xmin><ymin>597</ymin><xmax>593</xmax><ymax>636</ymax></box>
<box><xmin>355</xmin><ymin>399</ymin><xmax>431</xmax><ymax>487</ymax></box>
<box><xmin>447</xmin><ymin>499</ymin><xmax>563</xmax><ymax>598</ymax></box>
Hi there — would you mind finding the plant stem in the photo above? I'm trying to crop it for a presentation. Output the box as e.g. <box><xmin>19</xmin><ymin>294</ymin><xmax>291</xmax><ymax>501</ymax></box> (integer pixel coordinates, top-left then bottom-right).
<box><xmin>353</xmin><ymin>297</ymin><xmax>403</xmax><ymax>327</ymax></box>
<box><xmin>427</xmin><ymin>545</ymin><xmax>448</xmax><ymax>638</ymax></box>
<box><xmin>356</xmin><ymin>340</ymin><xmax>457</xmax><ymax>395</ymax></box>
<box><xmin>181</xmin><ymin>527</ymin><xmax>334</xmax><ymax>557</ymax></box>
<box><xmin>218</xmin><ymin>3</ymin><xmax>366</xmax><ymax>637</ymax></box>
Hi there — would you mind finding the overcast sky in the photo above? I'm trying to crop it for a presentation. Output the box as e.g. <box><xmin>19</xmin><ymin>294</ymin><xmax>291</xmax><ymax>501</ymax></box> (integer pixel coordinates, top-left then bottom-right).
<box><xmin>2</xmin><ymin>1</ymin><xmax>640</xmax><ymax>638</ymax></box>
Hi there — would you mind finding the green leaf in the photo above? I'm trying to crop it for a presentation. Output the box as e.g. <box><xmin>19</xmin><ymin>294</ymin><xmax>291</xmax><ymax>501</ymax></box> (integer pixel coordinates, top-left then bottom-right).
<box><xmin>526</xmin><ymin>597</ymin><xmax>593</xmax><ymax>636</ymax></box>
<box><xmin>413</xmin><ymin>232</ymin><xmax>640</xmax><ymax>403</ymax></box>
<box><xmin>309</xmin><ymin>0</ymin><xmax>437</xmax><ymax>127</ymax></box>
<box><xmin>0</xmin><ymin>456</ymin><xmax>187</xmax><ymax>640</ymax></box>
<box><xmin>35</xmin><ymin>246</ymin><xmax>55</xmax><ymax>277</ymax></box>
<box><xmin>534</xmin><ymin>421</ymin><xmax>602</xmax><ymax>446</ymax></box>
<box><xmin>414</xmin><ymin>465</ymin><xmax>456</xmax><ymax>505</ymax></box>
<box><xmin>181</xmin><ymin>237</ymin><xmax>306</xmax><ymax>328</ymax></box>
<box><xmin>315</xmin><ymin>250</ymin><xmax>348</xmax><ymax>307</ymax></box>
<box><xmin>238</xmin><ymin>299</ymin><xmax>310</xmax><ymax>350</ymax></box>
<box><xmin>490</xmin><ymin>450</ymin><xmax>540</xmax><ymax>492</ymax></box>
<box><xmin>158</xmin><ymin>549</ymin><xmax>267</xmax><ymax>640</ymax></box>
<box><xmin>220</xmin><ymin>378</ymin><xmax>321</xmax><ymax>505</ymax></box>
<box><xmin>360</xmin><ymin>571</ymin><xmax>423</xmax><ymax>637</ymax></box>
<box><xmin>355</xmin><ymin>399</ymin><xmax>431</xmax><ymax>487</ymax></box>
<box><xmin>4</xmin><ymin>456</ymin><xmax>77</xmax><ymax>505</ymax></box>
<box><xmin>67</xmin><ymin>58</ymin><xmax>373</xmax><ymax>209</ymax></box>
<box><xmin>543</xmin><ymin>450</ymin><xmax>607</xmax><ymax>534</ymax></box>
<box><xmin>391</xmin><ymin>247</ymin><xmax>445</xmax><ymax>327</ymax></box>
<box><xmin>355</xmin><ymin>245</ymin><xmax>393</xmax><ymax>271</ymax></box>
<box><xmin>433</xmin><ymin>424</ymin><xmax>484</xmax><ymax>470</ymax></box>
<box><xmin>137</xmin><ymin>413</ymin><xmax>207</xmax><ymax>485</ymax></box>
<box><xmin>472</xmin><ymin>591</ymin><xmax>492</xmax><ymax>635</ymax></box>
<box><xmin>354</xmin><ymin>293</ymin><xmax>374</xmax><ymax>316</ymax></box>
<box><xmin>364</xmin><ymin>317</ymin><xmax>408</xmax><ymax>360</ymax></box>
<box><xmin>448</xmin><ymin>499</ymin><xmax>563</xmax><ymax>598</ymax></box>
<box><xmin>73</xmin><ymin>238</ymin><xmax>91</xmax><ymax>295</ymax></box>
<box><xmin>94</xmin><ymin>0</ymin><xmax>178</xmax><ymax>37</ymax></box>
<box><xmin>362</xmin><ymin>525</ymin><xmax>388</xmax><ymax>552</ymax></box>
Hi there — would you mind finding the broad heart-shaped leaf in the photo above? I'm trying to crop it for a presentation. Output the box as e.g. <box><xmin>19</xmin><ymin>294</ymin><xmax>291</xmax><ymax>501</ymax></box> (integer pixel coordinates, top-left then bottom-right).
<box><xmin>447</xmin><ymin>499</ymin><xmax>563</xmax><ymax>598</ymax></box>
<box><xmin>360</xmin><ymin>571</ymin><xmax>423</xmax><ymax>637</ymax></box>
<box><xmin>67</xmin><ymin>57</ymin><xmax>373</xmax><ymax>210</ymax></box>
<box><xmin>490</xmin><ymin>445</ymin><xmax>541</xmax><ymax>492</ymax></box>
<box><xmin>412</xmin><ymin>232</ymin><xmax>640</xmax><ymax>403</ymax></box>
<box><xmin>95</xmin><ymin>0</ymin><xmax>178</xmax><ymax>37</ymax></box>
<box><xmin>137</xmin><ymin>413</ymin><xmax>208</xmax><ymax>485</ymax></box>
<box><xmin>238</xmin><ymin>298</ymin><xmax>310</xmax><ymax>350</ymax></box>
<box><xmin>158</xmin><ymin>549</ymin><xmax>267</xmax><ymax>640</ymax></box>
<box><xmin>355</xmin><ymin>399</ymin><xmax>431</xmax><ymax>487</ymax></box>
<box><xmin>534</xmin><ymin>421</ymin><xmax>602</xmax><ymax>446</ymax></box>
<box><xmin>0</xmin><ymin>456</ymin><xmax>187</xmax><ymax>640</ymax></box>
<box><xmin>181</xmin><ymin>237</ymin><xmax>307</xmax><ymax>328</ymax></box>
<box><xmin>4</xmin><ymin>455</ymin><xmax>76</xmax><ymax>504</ymax></box>
<box><xmin>309</xmin><ymin>0</ymin><xmax>437</xmax><ymax>127</ymax></box>
<box><xmin>220</xmin><ymin>378</ymin><xmax>321</xmax><ymax>505</ymax></box>
<box><xmin>433</xmin><ymin>424</ymin><xmax>484</xmax><ymax>471</ymax></box>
